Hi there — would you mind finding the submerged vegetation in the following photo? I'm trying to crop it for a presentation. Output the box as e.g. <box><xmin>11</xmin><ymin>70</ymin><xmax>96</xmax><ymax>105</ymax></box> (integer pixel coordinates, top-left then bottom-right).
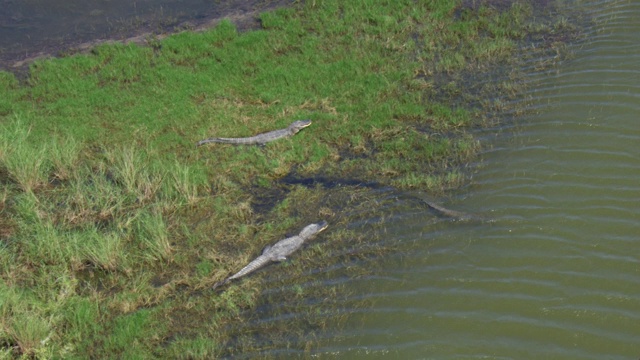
<box><xmin>0</xmin><ymin>0</ymin><xmax>580</xmax><ymax>358</ymax></box>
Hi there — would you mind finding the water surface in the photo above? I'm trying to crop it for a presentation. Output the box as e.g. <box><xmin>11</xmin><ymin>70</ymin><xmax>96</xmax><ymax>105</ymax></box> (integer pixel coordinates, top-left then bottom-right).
<box><xmin>3</xmin><ymin>0</ymin><xmax>638</xmax><ymax>358</ymax></box>
<box><xmin>214</xmin><ymin>1</ymin><xmax>639</xmax><ymax>358</ymax></box>
<box><xmin>312</xmin><ymin>0</ymin><xmax>639</xmax><ymax>358</ymax></box>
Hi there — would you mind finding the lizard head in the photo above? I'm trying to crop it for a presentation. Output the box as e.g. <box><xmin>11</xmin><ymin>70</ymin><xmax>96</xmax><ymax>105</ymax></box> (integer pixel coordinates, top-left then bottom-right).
<box><xmin>288</xmin><ymin>119</ymin><xmax>312</xmax><ymax>134</ymax></box>
<box><xmin>299</xmin><ymin>220</ymin><xmax>328</xmax><ymax>238</ymax></box>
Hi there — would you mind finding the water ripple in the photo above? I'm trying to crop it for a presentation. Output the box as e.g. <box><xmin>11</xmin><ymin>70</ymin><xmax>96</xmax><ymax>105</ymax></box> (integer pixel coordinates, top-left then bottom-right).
<box><xmin>223</xmin><ymin>1</ymin><xmax>640</xmax><ymax>358</ymax></box>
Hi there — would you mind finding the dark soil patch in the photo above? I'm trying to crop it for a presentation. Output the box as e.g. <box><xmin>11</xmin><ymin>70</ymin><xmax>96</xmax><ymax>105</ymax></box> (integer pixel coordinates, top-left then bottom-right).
<box><xmin>0</xmin><ymin>0</ymin><xmax>296</xmax><ymax>74</ymax></box>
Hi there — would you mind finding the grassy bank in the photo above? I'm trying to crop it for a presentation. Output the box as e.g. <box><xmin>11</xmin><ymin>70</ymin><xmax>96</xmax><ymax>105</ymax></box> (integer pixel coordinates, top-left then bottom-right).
<box><xmin>0</xmin><ymin>0</ymin><xmax>578</xmax><ymax>358</ymax></box>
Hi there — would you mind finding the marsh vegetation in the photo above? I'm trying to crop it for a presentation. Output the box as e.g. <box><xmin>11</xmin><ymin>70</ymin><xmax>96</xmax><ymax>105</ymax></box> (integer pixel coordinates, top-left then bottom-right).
<box><xmin>0</xmin><ymin>0</ymin><xmax>580</xmax><ymax>357</ymax></box>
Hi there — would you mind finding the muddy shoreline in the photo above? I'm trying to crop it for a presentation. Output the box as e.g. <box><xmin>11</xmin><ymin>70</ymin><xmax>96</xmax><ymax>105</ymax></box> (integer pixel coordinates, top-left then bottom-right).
<box><xmin>0</xmin><ymin>0</ymin><xmax>294</xmax><ymax>74</ymax></box>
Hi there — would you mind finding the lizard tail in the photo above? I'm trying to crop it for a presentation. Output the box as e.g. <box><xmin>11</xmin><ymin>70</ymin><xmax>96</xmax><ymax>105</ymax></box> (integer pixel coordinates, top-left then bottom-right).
<box><xmin>197</xmin><ymin>137</ymin><xmax>248</xmax><ymax>146</ymax></box>
<box><xmin>196</xmin><ymin>138</ymin><xmax>222</xmax><ymax>146</ymax></box>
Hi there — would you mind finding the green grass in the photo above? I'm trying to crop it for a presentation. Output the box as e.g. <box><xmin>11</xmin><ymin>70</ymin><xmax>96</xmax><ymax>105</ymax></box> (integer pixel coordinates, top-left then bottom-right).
<box><xmin>0</xmin><ymin>0</ymin><xmax>580</xmax><ymax>357</ymax></box>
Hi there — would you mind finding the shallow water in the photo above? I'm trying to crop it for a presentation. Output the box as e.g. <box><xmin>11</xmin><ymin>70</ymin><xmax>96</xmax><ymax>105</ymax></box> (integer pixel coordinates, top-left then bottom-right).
<box><xmin>208</xmin><ymin>1</ymin><xmax>640</xmax><ymax>358</ymax></box>
<box><xmin>3</xmin><ymin>0</ymin><xmax>638</xmax><ymax>358</ymax></box>
<box><xmin>307</xmin><ymin>0</ymin><xmax>640</xmax><ymax>358</ymax></box>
